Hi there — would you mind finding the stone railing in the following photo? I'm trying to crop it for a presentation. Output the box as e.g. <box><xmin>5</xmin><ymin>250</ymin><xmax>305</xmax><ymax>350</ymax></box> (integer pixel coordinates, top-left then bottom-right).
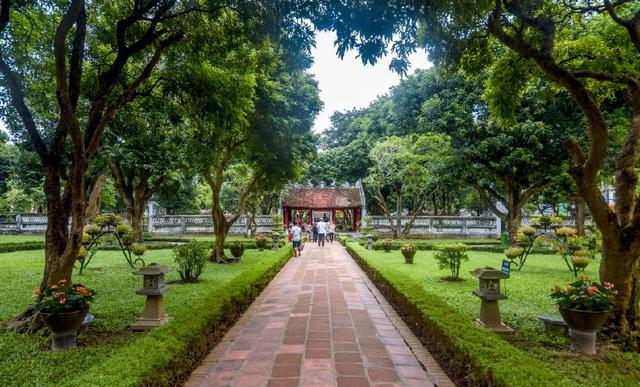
<box><xmin>148</xmin><ymin>214</ymin><xmax>274</xmax><ymax>235</ymax></box>
<box><xmin>368</xmin><ymin>215</ymin><xmax>499</xmax><ymax>237</ymax></box>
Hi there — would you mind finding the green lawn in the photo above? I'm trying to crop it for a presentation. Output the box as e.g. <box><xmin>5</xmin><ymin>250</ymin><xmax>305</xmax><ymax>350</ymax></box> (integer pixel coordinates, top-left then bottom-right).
<box><xmin>346</xmin><ymin>241</ymin><xmax>640</xmax><ymax>387</ymax></box>
<box><xmin>0</xmin><ymin>247</ymin><xmax>290</xmax><ymax>387</ymax></box>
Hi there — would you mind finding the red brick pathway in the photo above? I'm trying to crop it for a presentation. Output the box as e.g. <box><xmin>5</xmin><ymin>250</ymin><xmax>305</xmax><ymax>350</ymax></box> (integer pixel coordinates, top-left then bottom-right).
<box><xmin>186</xmin><ymin>242</ymin><xmax>455</xmax><ymax>387</ymax></box>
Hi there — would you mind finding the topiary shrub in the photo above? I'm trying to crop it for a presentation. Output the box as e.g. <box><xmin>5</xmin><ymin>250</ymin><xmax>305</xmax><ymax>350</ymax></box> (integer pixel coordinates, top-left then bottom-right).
<box><xmin>85</xmin><ymin>224</ymin><xmax>101</xmax><ymax>235</ymax></box>
<box><xmin>504</xmin><ymin>247</ymin><xmax>523</xmax><ymax>261</ymax></box>
<box><xmin>520</xmin><ymin>226</ymin><xmax>536</xmax><ymax>236</ymax></box>
<box><xmin>229</xmin><ymin>241</ymin><xmax>245</xmax><ymax>260</ymax></box>
<box><xmin>433</xmin><ymin>243</ymin><xmax>469</xmax><ymax>281</ymax></box>
<box><xmin>382</xmin><ymin>239</ymin><xmax>393</xmax><ymax>253</ymax></box>
<box><xmin>173</xmin><ymin>241</ymin><xmax>209</xmax><ymax>283</ymax></box>
<box><xmin>555</xmin><ymin>227</ymin><xmax>577</xmax><ymax>239</ymax></box>
<box><xmin>255</xmin><ymin>236</ymin><xmax>268</xmax><ymax>251</ymax></box>
<box><xmin>130</xmin><ymin>243</ymin><xmax>146</xmax><ymax>256</ymax></box>
<box><xmin>401</xmin><ymin>243</ymin><xmax>417</xmax><ymax>264</ymax></box>
<box><xmin>571</xmin><ymin>250</ymin><xmax>591</xmax><ymax>271</ymax></box>
<box><xmin>116</xmin><ymin>224</ymin><xmax>133</xmax><ymax>236</ymax></box>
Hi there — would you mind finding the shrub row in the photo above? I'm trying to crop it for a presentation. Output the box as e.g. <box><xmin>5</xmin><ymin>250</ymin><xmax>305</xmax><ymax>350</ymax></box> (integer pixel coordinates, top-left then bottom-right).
<box><xmin>357</xmin><ymin>240</ymin><xmax>557</xmax><ymax>255</ymax></box>
<box><xmin>344</xmin><ymin>241</ymin><xmax>568</xmax><ymax>387</ymax></box>
<box><xmin>66</xmin><ymin>246</ymin><xmax>294</xmax><ymax>387</ymax></box>
<box><xmin>0</xmin><ymin>241</ymin><xmax>46</xmax><ymax>253</ymax></box>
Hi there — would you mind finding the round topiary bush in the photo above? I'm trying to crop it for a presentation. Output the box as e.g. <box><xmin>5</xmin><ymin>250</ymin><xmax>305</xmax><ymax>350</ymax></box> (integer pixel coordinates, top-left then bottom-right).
<box><xmin>116</xmin><ymin>224</ymin><xmax>132</xmax><ymax>236</ymax></box>
<box><xmin>504</xmin><ymin>247</ymin><xmax>524</xmax><ymax>260</ymax></box>
<box><xmin>130</xmin><ymin>243</ymin><xmax>146</xmax><ymax>256</ymax></box>
<box><xmin>230</xmin><ymin>241</ymin><xmax>245</xmax><ymax>260</ymax></box>
<box><xmin>85</xmin><ymin>224</ymin><xmax>101</xmax><ymax>236</ymax></box>
<box><xmin>571</xmin><ymin>255</ymin><xmax>591</xmax><ymax>270</ymax></box>
<box><xmin>255</xmin><ymin>236</ymin><xmax>268</xmax><ymax>251</ymax></box>
<box><xmin>556</xmin><ymin>227</ymin><xmax>577</xmax><ymax>238</ymax></box>
<box><xmin>382</xmin><ymin>239</ymin><xmax>393</xmax><ymax>253</ymax></box>
<box><xmin>401</xmin><ymin>243</ymin><xmax>417</xmax><ymax>264</ymax></box>
<box><xmin>521</xmin><ymin>226</ymin><xmax>536</xmax><ymax>236</ymax></box>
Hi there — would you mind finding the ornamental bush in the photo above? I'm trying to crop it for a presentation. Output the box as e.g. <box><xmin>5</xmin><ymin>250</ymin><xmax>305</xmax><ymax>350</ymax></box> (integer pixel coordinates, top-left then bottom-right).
<box><xmin>504</xmin><ymin>247</ymin><xmax>523</xmax><ymax>260</ymax></box>
<box><xmin>400</xmin><ymin>243</ymin><xmax>417</xmax><ymax>254</ymax></box>
<box><xmin>520</xmin><ymin>226</ymin><xmax>536</xmax><ymax>236</ymax></box>
<box><xmin>130</xmin><ymin>243</ymin><xmax>147</xmax><ymax>256</ymax></box>
<box><xmin>555</xmin><ymin>227</ymin><xmax>577</xmax><ymax>238</ymax></box>
<box><xmin>173</xmin><ymin>241</ymin><xmax>210</xmax><ymax>283</ymax></box>
<box><xmin>382</xmin><ymin>239</ymin><xmax>393</xmax><ymax>252</ymax></box>
<box><xmin>433</xmin><ymin>243</ymin><xmax>469</xmax><ymax>280</ymax></box>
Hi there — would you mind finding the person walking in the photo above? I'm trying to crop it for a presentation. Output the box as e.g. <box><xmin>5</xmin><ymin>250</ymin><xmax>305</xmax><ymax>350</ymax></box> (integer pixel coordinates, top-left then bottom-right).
<box><xmin>305</xmin><ymin>221</ymin><xmax>312</xmax><ymax>243</ymax></box>
<box><xmin>312</xmin><ymin>219</ymin><xmax>318</xmax><ymax>242</ymax></box>
<box><xmin>291</xmin><ymin>222</ymin><xmax>302</xmax><ymax>257</ymax></box>
<box><xmin>317</xmin><ymin>218</ymin><xmax>327</xmax><ymax>247</ymax></box>
<box><xmin>328</xmin><ymin>222</ymin><xmax>336</xmax><ymax>243</ymax></box>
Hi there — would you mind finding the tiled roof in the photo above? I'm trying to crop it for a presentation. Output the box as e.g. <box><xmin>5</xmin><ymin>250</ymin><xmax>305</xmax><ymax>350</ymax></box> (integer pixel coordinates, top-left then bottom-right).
<box><xmin>283</xmin><ymin>188</ymin><xmax>362</xmax><ymax>209</ymax></box>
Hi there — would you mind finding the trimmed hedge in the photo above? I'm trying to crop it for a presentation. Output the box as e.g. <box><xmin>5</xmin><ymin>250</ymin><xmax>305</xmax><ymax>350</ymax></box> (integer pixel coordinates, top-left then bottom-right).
<box><xmin>0</xmin><ymin>241</ymin><xmax>46</xmax><ymax>253</ymax></box>
<box><xmin>345</xmin><ymin>241</ymin><xmax>570</xmax><ymax>387</ymax></box>
<box><xmin>65</xmin><ymin>246</ymin><xmax>293</xmax><ymax>387</ymax></box>
<box><xmin>358</xmin><ymin>240</ymin><xmax>557</xmax><ymax>255</ymax></box>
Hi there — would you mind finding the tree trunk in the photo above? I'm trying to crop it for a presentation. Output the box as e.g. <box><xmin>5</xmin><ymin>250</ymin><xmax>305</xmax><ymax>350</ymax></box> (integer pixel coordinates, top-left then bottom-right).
<box><xmin>395</xmin><ymin>189</ymin><xmax>403</xmax><ymax>239</ymax></box>
<box><xmin>506</xmin><ymin>186</ymin><xmax>522</xmax><ymax>244</ymax></box>
<box><xmin>575</xmin><ymin>197</ymin><xmax>586</xmax><ymax>236</ymax></box>
<box><xmin>129</xmin><ymin>205</ymin><xmax>144</xmax><ymax>242</ymax></box>
<box><xmin>211</xmin><ymin>203</ymin><xmax>230</xmax><ymax>263</ymax></box>
<box><xmin>84</xmin><ymin>171</ymin><xmax>106</xmax><ymax>223</ymax></box>
<box><xmin>599</xmin><ymin>236</ymin><xmax>640</xmax><ymax>334</ymax></box>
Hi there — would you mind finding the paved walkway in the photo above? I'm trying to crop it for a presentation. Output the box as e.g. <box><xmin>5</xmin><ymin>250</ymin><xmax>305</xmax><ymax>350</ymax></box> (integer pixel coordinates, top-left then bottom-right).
<box><xmin>186</xmin><ymin>242</ymin><xmax>455</xmax><ymax>387</ymax></box>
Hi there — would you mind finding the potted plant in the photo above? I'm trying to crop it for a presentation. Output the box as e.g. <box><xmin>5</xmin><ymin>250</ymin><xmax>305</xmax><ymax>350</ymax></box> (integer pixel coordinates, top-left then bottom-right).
<box><xmin>551</xmin><ymin>276</ymin><xmax>616</xmax><ymax>354</ymax></box>
<box><xmin>400</xmin><ymin>243</ymin><xmax>417</xmax><ymax>264</ymax></box>
<box><xmin>382</xmin><ymin>239</ymin><xmax>393</xmax><ymax>253</ymax></box>
<box><xmin>229</xmin><ymin>241</ymin><xmax>245</xmax><ymax>261</ymax></box>
<box><xmin>255</xmin><ymin>236</ymin><xmax>268</xmax><ymax>251</ymax></box>
<box><xmin>35</xmin><ymin>279</ymin><xmax>95</xmax><ymax>351</ymax></box>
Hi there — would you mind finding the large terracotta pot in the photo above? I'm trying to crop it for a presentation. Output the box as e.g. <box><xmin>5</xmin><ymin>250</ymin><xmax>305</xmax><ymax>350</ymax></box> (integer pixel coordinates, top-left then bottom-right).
<box><xmin>559</xmin><ymin>308</ymin><xmax>609</xmax><ymax>332</ymax></box>
<box><xmin>402</xmin><ymin>251</ymin><xmax>415</xmax><ymax>264</ymax></box>
<box><xmin>40</xmin><ymin>308</ymin><xmax>89</xmax><ymax>351</ymax></box>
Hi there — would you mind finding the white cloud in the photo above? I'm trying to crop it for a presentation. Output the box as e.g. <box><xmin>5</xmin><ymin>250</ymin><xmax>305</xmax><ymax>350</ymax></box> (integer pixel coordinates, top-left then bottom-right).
<box><xmin>309</xmin><ymin>31</ymin><xmax>431</xmax><ymax>133</ymax></box>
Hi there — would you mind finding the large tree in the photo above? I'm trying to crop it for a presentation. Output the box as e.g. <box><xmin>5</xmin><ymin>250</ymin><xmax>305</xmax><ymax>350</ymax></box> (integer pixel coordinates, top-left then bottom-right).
<box><xmin>314</xmin><ymin>0</ymin><xmax>640</xmax><ymax>335</ymax></box>
<box><xmin>174</xmin><ymin>14</ymin><xmax>320</xmax><ymax>261</ymax></box>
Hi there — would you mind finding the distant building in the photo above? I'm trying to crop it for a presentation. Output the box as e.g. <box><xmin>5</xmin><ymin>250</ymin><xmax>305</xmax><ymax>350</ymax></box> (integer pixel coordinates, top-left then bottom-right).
<box><xmin>280</xmin><ymin>182</ymin><xmax>366</xmax><ymax>231</ymax></box>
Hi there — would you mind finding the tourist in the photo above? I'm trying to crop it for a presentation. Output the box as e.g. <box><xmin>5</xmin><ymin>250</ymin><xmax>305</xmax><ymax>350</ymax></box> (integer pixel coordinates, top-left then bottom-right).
<box><xmin>312</xmin><ymin>219</ymin><xmax>318</xmax><ymax>242</ymax></box>
<box><xmin>291</xmin><ymin>222</ymin><xmax>302</xmax><ymax>257</ymax></box>
<box><xmin>317</xmin><ymin>218</ymin><xmax>327</xmax><ymax>247</ymax></box>
<box><xmin>328</xmin><ymin>222</ymin><xmax>336</xmax><ymax>243</ymax></box>
<box><xmin>287</xmin><ymin>223</ymin><xmax>293</xmax><ymax>244</ymax></box>
<box><xmin>305</xmin><ymin>221</ymin><xmax>312</xmax><ymax>242</ymax></box>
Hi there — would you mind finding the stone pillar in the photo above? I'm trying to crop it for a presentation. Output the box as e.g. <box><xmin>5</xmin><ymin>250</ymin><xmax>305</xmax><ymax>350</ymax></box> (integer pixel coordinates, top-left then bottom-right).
<box><xmin>147</xmin><ymin>201</ymin><xmax>154</xmax><ymax>234</ymax></box>
<box><xmin>495</xmin><ymin>215</ymin><xmax>501</xmax><ymax>239</ymax></box>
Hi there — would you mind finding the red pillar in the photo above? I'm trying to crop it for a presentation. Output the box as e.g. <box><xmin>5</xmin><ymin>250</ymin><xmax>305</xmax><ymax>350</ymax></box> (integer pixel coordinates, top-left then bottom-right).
<box><xmin>354</xmin><ymin>207</ymin><xmax>361</xmax><ymax>231</ymax></box>
<box><xmin>332</xmin><ymin>209</ymin><xmax>337</xmax><ymax>224</ymax></box>
<box><xmin>284</xmin><ymin>207</ymin><xmax>290</xmax><ymax>226</ymax></box>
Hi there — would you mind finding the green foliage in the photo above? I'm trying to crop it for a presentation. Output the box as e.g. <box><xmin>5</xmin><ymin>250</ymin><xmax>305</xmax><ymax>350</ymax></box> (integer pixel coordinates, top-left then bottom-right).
<box><xmin>255</xmin><ymin>236</ymin><xmax>268</xmax><ymax>249</ymax></box>
<box><xmin>400</xmin><ymin>243</ymin><xmax>417</xmax><ymax>254</ymax></box>
<box><xmin>130</xmin><ymin>243</ymin><xmax>146</xmax><ymax>257</ymax></box>
<box><xmin>504</xmin><ymin>247</ymin><xmax>524</xmax><ymax>260</ymax></box>
<box><xmin>0</xmin><ymin>241</ymin><xmax>46</xmax><ymax>253</ymax></box>
<box><xmin>433</xmin><ymin>244</ymin><xmax>469</xmax><ymax>279</ymax></box>
<box><xmin>85</xmin><ymin>224</ymin><xmax>101</xmax><ymax>235</ymax></box>
<box><xmin>381</xmin><ymin>239</ymin><xmax>393</xmax><ymax>252</ymax></box>
<box><xmin>571</xmin><ymin>255</ymin><xmax>591</xmax><ymax>270</ymax></box>
<box><xmin>115</xmin><ymin>224</ymin><xmax>132</xmax><ymax>236</ymax></box>
<box><xmin>551</xmin><ymin>277</ymin><xmax>616</xmax><ymax>311</ymax></box>
<box><xmin>343</xmin><ymin>241</ymin><xmax>640</xmax><ymax>387</ymax></box>
<box><xmin>229</xmin><ymin>241</ymin><xmax>245</xmax><ymax>258</ymax></box>
<box><xmin>173</xmin><ymin>242</ymin><xmax>209</xmax><ymax>283</ymax></box>
<box><xmin>0</xmin><ymin>247</ymin><xmax>293</xmax><ymax>386</ymax></box>
<box><xmin>33</xmin><ymin>279</ymin><xmax>94</xmax><ymax>313</ymax></box>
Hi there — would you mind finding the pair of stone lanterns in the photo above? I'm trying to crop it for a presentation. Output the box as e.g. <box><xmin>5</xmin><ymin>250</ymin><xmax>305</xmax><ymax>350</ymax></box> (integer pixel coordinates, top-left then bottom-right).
<box><xmin>130</xmin><ymin>263</ymin><xmax>171</xmax><ymax>331</ymax></box>
<box><xmin>470</xmin><ymin>267</ymin><xmax>513</xmax><ymax>333</ymax></box>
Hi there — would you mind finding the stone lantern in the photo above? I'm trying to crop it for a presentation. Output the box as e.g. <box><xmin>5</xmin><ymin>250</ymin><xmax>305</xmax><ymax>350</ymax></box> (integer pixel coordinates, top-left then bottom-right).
<box><xmin>470</xmin><ymin>267</ymin><xmax>513</xmax><ymax>333</ymax></box>
<box><xmin>272</xmin><ymin>232</ymin><xmax>280</xmax><ymax>250</ymax></box>
<box><xmin>366</xmin><ymin>234</ymin><xmax>374</xmax><ymax>251</ymax></box>
<box><xmin>130</xmin><ymin>263</ymin><xmax>171</xmax><ymax>331</ymax></box>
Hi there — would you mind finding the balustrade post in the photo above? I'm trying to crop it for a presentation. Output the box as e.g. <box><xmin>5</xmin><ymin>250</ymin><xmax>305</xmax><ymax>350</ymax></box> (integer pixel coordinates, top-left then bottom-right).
<box><xmin>180</xmin><ymin>216</ymin><xmax>186</xmax><ymax>234</ymax></box>
<box><xmin>463</xmin><ymin>218</ymin><xmax>468</xmax><ymax>236</ymax></box>
<box><xmin>15</xmin><ymin>214</ymin><xmax>22</xmax><ymax>232</ymax></box>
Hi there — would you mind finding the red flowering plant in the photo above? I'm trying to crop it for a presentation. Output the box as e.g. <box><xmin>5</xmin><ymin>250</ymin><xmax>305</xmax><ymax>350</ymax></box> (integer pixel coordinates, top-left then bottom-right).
<box><xmin>550</xmin><ymin>275</ymin><xmax>616</xmax><ymax>311</ymax></box>
<box><xmin>33</xmin><ymin>279</ymin><xmax>95</xmax><ymax>314</ymax></box>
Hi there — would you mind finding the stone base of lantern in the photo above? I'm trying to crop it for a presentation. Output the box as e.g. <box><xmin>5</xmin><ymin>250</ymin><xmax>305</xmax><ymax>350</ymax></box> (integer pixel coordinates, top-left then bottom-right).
<box><xmin>475</xmin><ymin>300</ymin><xmax>513</xmax><ymax>333</ymax></box>
<box><xmin>130</xmin><ymin>295</ymin><xmax>170</xmax><ymax>331</ymax></box>
<box><xmin>474</xmin><ymin>319</ymin><xmax>513</xmax><ymax>333</ymax></box>
<box><xmin>569</xmin><ymin>329</ymin><xmax>597</xmax><ymax>355</ymax></box>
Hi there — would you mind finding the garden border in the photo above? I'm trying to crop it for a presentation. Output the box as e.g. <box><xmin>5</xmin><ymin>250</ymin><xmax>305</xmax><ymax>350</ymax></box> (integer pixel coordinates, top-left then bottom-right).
<box><xmin>344</xmin><ymin>240</ymin><xmax>569</xmax><ymax>387</ymax></box>
<box><xmin>65</xmin><ymin>246</ymin><xmax>293</xmax><ymax>387</ymax></box>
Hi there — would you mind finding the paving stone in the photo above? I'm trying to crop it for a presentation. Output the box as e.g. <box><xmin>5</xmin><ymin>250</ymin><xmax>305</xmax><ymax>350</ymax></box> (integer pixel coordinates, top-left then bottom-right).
<box><xmin>183</xmin><ymin>243</ymin><xmax>453</xmax><ymax>387</ymax></box>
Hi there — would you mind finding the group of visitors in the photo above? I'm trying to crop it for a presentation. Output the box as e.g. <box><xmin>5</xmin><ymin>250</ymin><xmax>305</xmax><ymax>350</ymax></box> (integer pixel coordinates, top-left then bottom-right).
<box><xmin>286</xmin><ymin>217</ymin><xmax>336</xmax><ymax>257</ymax></box>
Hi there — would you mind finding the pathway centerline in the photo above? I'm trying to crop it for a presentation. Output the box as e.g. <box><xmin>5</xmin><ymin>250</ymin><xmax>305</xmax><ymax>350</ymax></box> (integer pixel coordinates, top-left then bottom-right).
<box><xmin>186</xmin><ymin>241</ymin><xmax>454</xmax><ymax>387</ymax></box>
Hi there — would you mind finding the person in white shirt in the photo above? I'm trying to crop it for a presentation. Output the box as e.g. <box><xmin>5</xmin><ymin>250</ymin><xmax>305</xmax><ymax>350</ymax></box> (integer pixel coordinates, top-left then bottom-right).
<box><xmin>291</xmin><ymin>222</ymin><xmax>302</xmax><ymax>256</ymax></box>
<box><xmin>328</xmin><ymin>222</ymin><xmax>336</xmax><ymax>243</ymax></box>
<box><xmin>317</xmin><ymin>218</ymin><xmax>327</xmax><ymax>247</ymax></box>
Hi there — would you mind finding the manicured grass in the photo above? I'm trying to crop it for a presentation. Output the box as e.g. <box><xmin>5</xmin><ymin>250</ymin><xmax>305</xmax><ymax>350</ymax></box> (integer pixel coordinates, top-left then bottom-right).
<box><xmin>345</xmin><ymin>240</ymin><xmax>640</xmax><ymax>387</ymax></box>
<box><xmin>0</xmin><ymin>247</ymin><xmax>292</xmax><ymax>387</ymax></box>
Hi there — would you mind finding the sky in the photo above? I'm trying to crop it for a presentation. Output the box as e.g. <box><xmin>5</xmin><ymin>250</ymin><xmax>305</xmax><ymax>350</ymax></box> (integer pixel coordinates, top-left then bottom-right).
<box><xmin>309</xmin><ymin>31</ymin><xmax>431</xmax><ymax>133</ymax></box>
